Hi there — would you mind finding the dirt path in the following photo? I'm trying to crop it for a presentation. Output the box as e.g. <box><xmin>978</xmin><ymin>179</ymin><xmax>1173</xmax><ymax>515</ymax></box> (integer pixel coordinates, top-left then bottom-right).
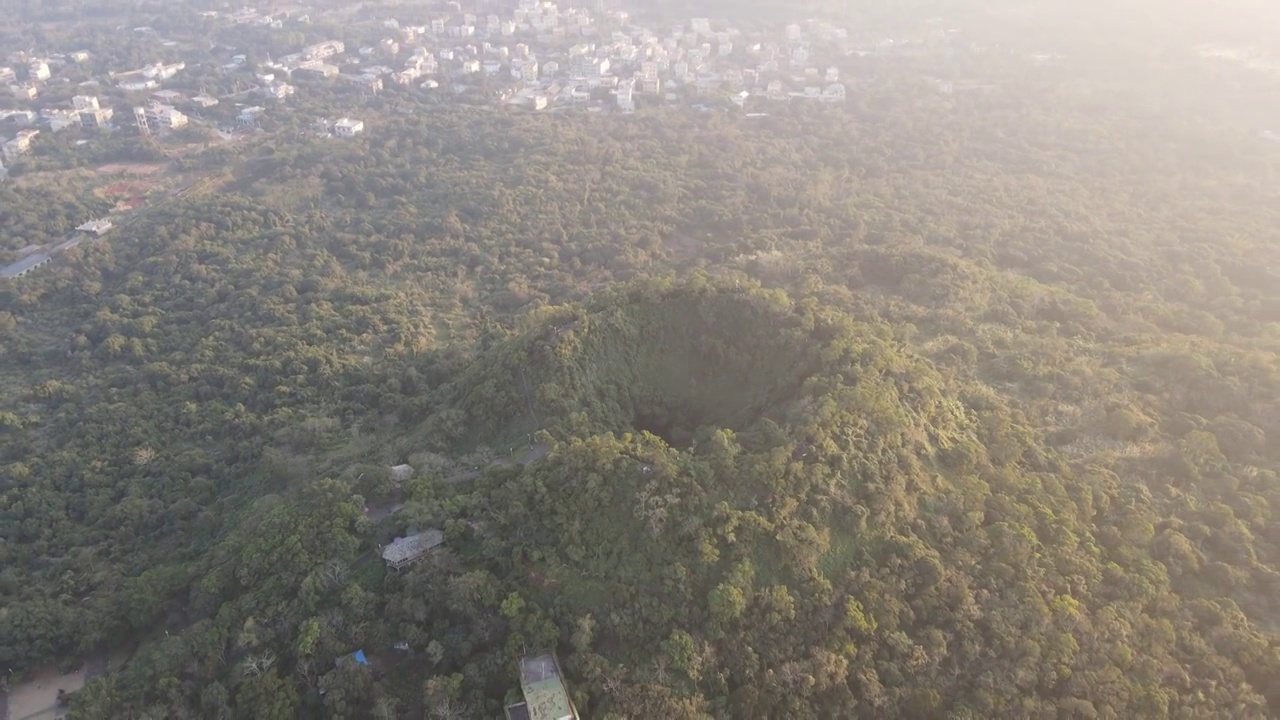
<box><xmin>1</xmin><ymin>666</ymin><xmax>84</xmax><ymax>720</ymax></box>
<box><xmin>444</xmin><ymin>443</ymin><xmax>550</xmax><ymax>484</ymax></box>
<box><xmin>364</xmin><ymin>443</ymin><xmax>552</xmax><ymax>521</ymax></box>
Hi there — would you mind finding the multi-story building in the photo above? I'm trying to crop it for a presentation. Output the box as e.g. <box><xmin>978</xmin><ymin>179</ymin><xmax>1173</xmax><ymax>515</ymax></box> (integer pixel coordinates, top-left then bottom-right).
<box><xmin>303</xmin><ymin>40</ymin><xmax>345</xmax><ymax>60</ymax></box>
<box><xmin>10</xmin><ymin>84</ymin><xmax>38</xmax><ymax>100</ymax></box>
<box><xmin>143</xmin><ymin>102</ymin><xmax>187</xmax><ymax>130</ymax></box>
<box><xmin>638</xmin><ymin>61</ymin><xmax>661</xmax><ymax>94</ymax></box>
<box><xmin>617</xmin><ymin>77</ymin><xmax>635</xmax><ymax>111</ymax></box>
<box><xmin>78</xmin><ymin>96</ymin><xmax>114</xmax><ymax>128</ymax></box>
<box><xmin>2</xmin><ymin>129</ymin><xmax>39</xmax><ymax>162</ymax></box>
<box><xmin>511</xmin><ymin>58</ymin><xmax>538</xmax><ymax>81</ymax></box>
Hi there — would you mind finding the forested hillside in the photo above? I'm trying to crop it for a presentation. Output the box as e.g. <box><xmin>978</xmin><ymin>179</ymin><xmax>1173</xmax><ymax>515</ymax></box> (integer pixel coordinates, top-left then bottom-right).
<box><xmin>2</xmin><ymin>35</ymin><xmax>1280</xmax><ymax>719</ymax></box>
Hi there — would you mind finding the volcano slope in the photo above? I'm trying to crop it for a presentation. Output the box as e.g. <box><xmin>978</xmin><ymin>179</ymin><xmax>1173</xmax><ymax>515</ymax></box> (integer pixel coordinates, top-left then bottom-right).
<box><xmin>415</xmin><ymin>278</ymin><xmax>1278</xmax><ymax>717</ymax></box>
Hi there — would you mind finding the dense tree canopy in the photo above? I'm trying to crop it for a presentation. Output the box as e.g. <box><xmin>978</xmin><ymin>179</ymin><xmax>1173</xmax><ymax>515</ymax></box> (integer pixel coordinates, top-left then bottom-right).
<box><xmin>2</xmin><ymin>7</ymin><xmax>1279</xmax><ymax>717</ymax></box>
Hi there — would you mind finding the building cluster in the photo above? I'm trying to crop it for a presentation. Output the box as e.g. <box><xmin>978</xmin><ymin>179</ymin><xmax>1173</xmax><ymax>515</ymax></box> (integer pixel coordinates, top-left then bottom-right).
<box><xmin>3</xmin><ymin>50</ymin><xmax>90</xmax><ymax>101</ymax></box>
<box><xmin>0</xmin><ymin>2</ymin><xmax>950</xmax><ymax>164</ymax></box>
<box><xmin>1</xmin><ymin>127</ymin><xmax>38</xmax><ymax>163</ymax></box>
<box><xmin>108</xmin><ymin>61</ymin><xmax>186</xmax><ymax>92</ymax></box>
<box><xmin>134</xmin><ymin>101</ymin><xmax>188</xmax><ymax>136</ymax></box>
<box><xmin>209</xmin><ymin>2</ymin><xmax>859</xmax><ymax>115</ymax></box>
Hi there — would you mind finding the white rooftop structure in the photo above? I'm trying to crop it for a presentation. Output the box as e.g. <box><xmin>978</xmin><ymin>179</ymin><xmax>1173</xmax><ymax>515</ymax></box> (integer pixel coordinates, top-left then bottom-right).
<box><xmin>390</xmin><ymin>464</ymin><xmax>414</xmax><ymax>485</ymax></box>
<box><xmin>334</xmin><ymin>117</ymin><xmax>364</xmax><ymax>137</ymax></box>
<box><xmin>77</xmin><ymin>218</ymin><xmax>113</xmax><ymax>236</ymax></box>
<box><xmin>382</xmin><ymin>530</ymin><xmax>444</xmax><ymax>569</ymax></box>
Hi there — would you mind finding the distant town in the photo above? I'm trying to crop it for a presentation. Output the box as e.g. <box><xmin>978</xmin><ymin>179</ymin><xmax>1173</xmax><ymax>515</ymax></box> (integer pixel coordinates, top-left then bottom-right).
<box><xmin>0</xmin><ymin>0</ymin><xmax>1127</xmax><ymax>282</ymax></box>
<box><xmin>0</xmin><ymin>0</ymin><xmax>970</xmax><ymax>173</ymax></box>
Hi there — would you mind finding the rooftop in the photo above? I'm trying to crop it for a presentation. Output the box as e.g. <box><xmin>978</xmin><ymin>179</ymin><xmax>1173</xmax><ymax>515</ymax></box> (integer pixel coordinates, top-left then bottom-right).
<box><xmin>77</xmin><ymin>218</ymin><xmax>113</xmax><ymax>234</ymax></box>
<box><xmin>519</xmin><ymin>654</ymin><xmax>577</xmax><ymax>720</ymax></box>
<box><xmin>381</xmin><ymin>529</ymin><xmax>444</xmax><ymax>565</ymax></box>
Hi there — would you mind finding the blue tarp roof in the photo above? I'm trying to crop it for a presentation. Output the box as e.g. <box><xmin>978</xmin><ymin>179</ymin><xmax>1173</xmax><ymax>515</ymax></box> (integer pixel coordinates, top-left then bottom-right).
<box><xmin>352</xmin><ymin>649</ymin><xmax>369</xmax><ymax>665</ymax></box>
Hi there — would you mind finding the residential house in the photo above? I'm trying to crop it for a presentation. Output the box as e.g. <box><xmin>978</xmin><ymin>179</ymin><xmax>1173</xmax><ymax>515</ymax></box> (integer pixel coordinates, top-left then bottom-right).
<box><xmin>503</xmin><ymin>653</ymin><xmax>579</xmax><ymax>720</ymax></box>
<box><xmin>821</xmin><ymin>82</ymin><xmax>846</xmax><ymax>102</ymax></box>
<box><xmin>76</xmin><ymin>219</ymin><xmax>113</xmax><ymax>236</ymax></box>
<box><xmin>77</xmin><ymin>96</ymin><xmax>113</xmax><ymax>127</ymax></box>
<box><xmin>296</xmin><ymin>61</ymin><xmax>339</xmax><ymax>78</ymax></box>
<box><xmin>333</xmin><ymin>117</ymin><xmax>364</xmax><ymax>137</ymax></box>
<box><xmin>482</xmin><ymin>60</ymin><xmax>503</xmax><ymax>77</ymax></box>
<box><xmin>462</xmin><ymin>59</ymin><xmax>481</xmax><ymax>74</ymax></box>
<box><xmin>10</xmin><ymin>84</ymin><xmax>38</xmax><ymax>100</ymax></box>
<box><xmin>117</xmin><ymin>77</ymin><xmax>159</xmax><ymax>91</ymax></box>
<box><xmin>190</xmin><ymin>94</ymin><xmax>219</xmax><ymax>108</ymax></box>
<box><xmin>638</xmin><ymin>62</ymin><xmax>661</xmax><ymax>94</ymax></box>
<box><xmin>2</xmin><ymin>129</ymin><xmax>39</xmax><ymax>162</ymax></box>
<box><xmin>29</xmin><ymin>61</ymin><xmax>51</xmax><ymax>81</ymax></box>
<box><xmin>47</xmin><ymin>110</ymin><xmax>80</xmax><ymax>133</ymax></box>
<box><xmin>151</xmin><ymin>89</ymin><xmax>184</xmax><ymax>104</ymax></box>
<box><xmin>381</xmin><ymin>529</ymin><xmax>442</xmax><ymax>569</ymax></box>
<box><xmin>345</xmin><ymin>74</ymin><xmax>383</xmax><ymax>92</ymax></box>
<box><xmin>79</xmin><ymin>106</ymin><xmax>114</xmax><ymax>129</ymax></box>
<box><xmin>141</xmin><ymin>61</ymin><xmax>185</xmax><ymax>80</ymax></box>
<box><xmin>571</xmin><ymin>56</ymin><xmax>609</xmax><ymax>79</ymax></box>
<box><xmin>1</xmin><ymin>109</ymin><xmax>36</xmax><ymax>125</ymax></box>
<box><xmin>0</xmin><ymin>67</ymin><xmax>14</xmax><ymax>83</ymax></box>
<box><xmin>144</xmin><ymin>103</ymin><xmax>187</xmax><ymax>129</ymax></box>
<box><xmin>303</xmin><ymin>40</ymin><xmax>345</xmax><ymax>60</ymax></box>
<box><xmin>617</xmin><ymin>77</ymin><xmax>635</xmax><ymax>111</ymax></box>
<box><xmin>261</xmin><ymin>81</ymin><xmax>295</xmax><ymax>99</ymax></box>
<box><xmin>389</xmin><ymin>464</ymin><xmax>414</xmax><ymax>487</ymax></box>
<box><xmin>510</xmin><ymin>58</ymin><xmax>538</xmax><ymax>81</ymax></box>
<box><xmin>69</xmin><ymin>51</ymin><xmax>90</xmax><ymax>63</ymax></box>
<box><xmin>237</xmin><ymin>105</ymin><xmax>265</xmax><ymax>126</ymax></box>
